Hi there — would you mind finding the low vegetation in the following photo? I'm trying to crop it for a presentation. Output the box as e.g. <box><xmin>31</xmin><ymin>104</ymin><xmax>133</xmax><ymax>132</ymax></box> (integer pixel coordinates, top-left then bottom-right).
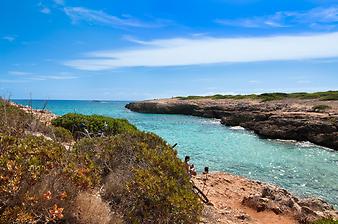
<box><xmin>51</xmin><ymin>113</ymin><xmax>137</xmax><ymax>139</ymax></box>
<box><xmin>312</xmin><ymin>219</ymin><xmax>338</xmax><ymax>224</ymax></box>
<box><xmin>52</xmin><ymin>126</ymin><xmax>73</xmax><ymax>143</ymax></box>
<box><xmin>0</xmin><ymin>98</ymin><xmax>202</xmax><ymax>223</ymax></box>
<box><xmin>177</xmin><ymin>90</ymin><xmax>338</xmax><ymax>102</ymax></box>
<box><xmin>312</xmin><ymin>104</ymin><xmax>332</xmax><ymax>112</ymax></box>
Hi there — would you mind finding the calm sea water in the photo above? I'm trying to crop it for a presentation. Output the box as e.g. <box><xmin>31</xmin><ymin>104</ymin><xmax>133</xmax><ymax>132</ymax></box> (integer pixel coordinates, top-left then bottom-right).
<box><xmin>14</xmin><ymin>100</ymin><xmax>338</xmax><ymax>207</ymax></box>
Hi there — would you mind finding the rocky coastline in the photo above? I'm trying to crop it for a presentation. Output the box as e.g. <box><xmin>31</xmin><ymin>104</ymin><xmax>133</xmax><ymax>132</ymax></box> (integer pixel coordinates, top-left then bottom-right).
<box><xmin>196</xmin><ymin>172</ymin><xmax>338</xmax><ymax>224</ymax></box>
<box><xmin>125</xmin><ymin>98</ymin><xmax>338</xmax><ymax>150</ymax></box>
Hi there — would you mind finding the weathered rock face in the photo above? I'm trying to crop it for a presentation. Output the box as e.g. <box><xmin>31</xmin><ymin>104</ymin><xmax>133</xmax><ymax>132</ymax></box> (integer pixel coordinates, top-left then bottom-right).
<box><xmin>242</xmin><ymin>185</ymin><xmax>338</xmax><ymax>223</ymax></box>
<box><xmin>195</xmin><ymin>172</ymin><xmax>338</xmax><ymax>224</ymax></box>
<box><xmin>126</xmin><ymin>101</ymin><xmax>199</xmax><ymax>115</ymax></box>
<box><xmin>126</xmin><ymin>99</ymin><xmax>338</xmax><ymax>150</ymax></box>
<box><xmin>221</xmin><ymin>113</ymin><xmax>338</xmax><ymax>150</ymax></box>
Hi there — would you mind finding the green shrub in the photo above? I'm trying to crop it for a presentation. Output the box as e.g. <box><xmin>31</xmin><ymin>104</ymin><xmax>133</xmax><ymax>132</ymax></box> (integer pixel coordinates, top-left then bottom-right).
<box><xmin>0</xmin><ymin>133</ymin><xmax>103</xmax><ymax>223</ymax></box>
<box><xmin>176</xmin><ymin>90</ymin><xmax>338</xmax><ymax>102</ymax></box>
<box><xmin>0</xmin><ymin>134</ymin><xmax>68</xmax><ymax>223</ymax></box>
<box><xmin>177</xmin><ymin>95</ymin><xmax>205</xmax><ymax>100</ymax></box>
<box><xmin>1</xmin><ymin>103</ymin><xmax>203</xmax><ymax>223</ymax></box>
<box><xmin>52</xmin><ymin>113</ymin><xmax>137</xmax><ymax>139</ymax></box>
<box><xmin>52</xmin><ymin>126</ymin><xmax>74</xmax><ymax>142</ymax></box>
<box><xmin>259</xmin><ymin>92</ymin><xmax>288</xmax><ymax>101</ymax></box>
<box><xmin>312</xmin><ymin>219</ymin><xmax>338</xmax><ymax>224</ymax></box>
<box><xmin>312</xmin><ymin>105</ymin><xmax>331</xmax><ymax>112</ymax></box>
<box><xmin>74</xmin><ymin>132</ymin><xmax>203</xmax><ymax>224</ymax></box>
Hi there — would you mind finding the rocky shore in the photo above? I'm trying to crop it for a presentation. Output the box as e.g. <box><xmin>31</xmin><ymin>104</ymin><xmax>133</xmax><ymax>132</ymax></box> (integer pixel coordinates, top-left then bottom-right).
<box><xmin>125</xmin><ymin>98</ymin><xmax>338</xmax><ymax>150</ymax></box>
<box><xmin>10</xmin><ymin>101</ymin><xmax>58</xmax><ymax>124</ymax></box>
<box><xmin>196</xmin><ymin>172</ymin><xmax>338</xmax><ymax>224</ymax></box>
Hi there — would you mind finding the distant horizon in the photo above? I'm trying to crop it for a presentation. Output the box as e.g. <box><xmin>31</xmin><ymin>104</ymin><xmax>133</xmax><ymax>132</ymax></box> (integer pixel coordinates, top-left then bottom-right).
<box><xmin>8</xmin><ymin>89</ymin><xmax>338</xmax><ymax>101</ymax></box>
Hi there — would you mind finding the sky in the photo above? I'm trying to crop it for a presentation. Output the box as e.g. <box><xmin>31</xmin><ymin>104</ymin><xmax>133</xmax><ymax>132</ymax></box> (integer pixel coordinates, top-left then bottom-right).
<box><xmin>1</xmin><ymin>0</ymin><xmax>338</xmax><ymax>100</ymax></box>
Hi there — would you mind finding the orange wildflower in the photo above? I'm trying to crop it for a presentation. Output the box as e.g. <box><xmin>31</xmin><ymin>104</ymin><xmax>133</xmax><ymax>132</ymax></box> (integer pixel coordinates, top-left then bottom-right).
<box><xmin>43</xmin><ymin>191</ymin><xmax>52</xmax><ymax>200</ymax></box>
<box><xmin>49</xmin><ymin>204</ymin><xmax>64</xmax><ymax>220</ymax></box>
<box><xmin>59</xmin><ymin>191</ymin><xmax>68</xmax><ymax>200</ymax></box>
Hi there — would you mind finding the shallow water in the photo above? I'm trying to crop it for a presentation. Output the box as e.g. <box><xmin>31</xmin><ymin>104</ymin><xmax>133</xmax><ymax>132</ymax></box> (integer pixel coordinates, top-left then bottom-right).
<box><xmin>14</xmin><ymin>100</ymin><xmax>338</xmax><ymax>207</ymax></box>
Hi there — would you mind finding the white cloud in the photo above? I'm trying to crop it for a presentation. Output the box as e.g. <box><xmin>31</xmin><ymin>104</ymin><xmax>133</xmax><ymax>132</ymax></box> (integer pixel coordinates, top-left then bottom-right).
<box><xmin>8</xmin><ymin>71</ymin><xmax>78</xmax><ymax>81</ymax></box>
<box><xmin>63</xmin><ymin>7</ymin><xmax>168</xmax><ymax>28</ymax></box>
<box><xmin>64</xmin><ymin>32</ymin><xmax>338</xmax><ymax>71</ymax></box>
<box><xmin>40</xmin><ymin>7</ymin><xmax>51</xmax><ymax>14</ymax></box>
<box><xmin>2</xmin><ymin>36</ymin><xmax>16</xmax><ymax>42</ymax></box>
<box><xmin>38</xmin><ymin>2</ymin><xmax>51</xmax><ymax>14</ymax></box>
<box><xmin>216</xmin><ymin>6</ymin><xmax>338</xmax><ymax>29</ymax></box>
<box><xmin>27</xmin><ymin>75</ymin><xmax>77</xmax><ymax>81</ymax></box>
<box><xmin>0</xmin><ymin>79</ymin><xmax>27</xmax><ymax>84</ymax></box>
<box><xmin>54</xmin><ymin>0</ymin><xmax>64</xmax><ymax>5</ymax></box>
<box><xmin>9</xmin><ymin>71</ymin><xmax>34</xmax><ymax>75</ymax></box>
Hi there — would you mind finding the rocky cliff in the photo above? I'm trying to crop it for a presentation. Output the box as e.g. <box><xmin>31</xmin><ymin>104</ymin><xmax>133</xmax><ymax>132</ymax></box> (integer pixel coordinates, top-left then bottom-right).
<box><xmin>126</xmin><ymin>98</ymin><xmax>338</xmax><ymax>150</ymax></box>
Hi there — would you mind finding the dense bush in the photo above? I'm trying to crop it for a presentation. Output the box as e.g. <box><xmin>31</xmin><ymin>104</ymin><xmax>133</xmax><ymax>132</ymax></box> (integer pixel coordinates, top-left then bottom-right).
<box><xmin>74</xmin><ymin>132</ymin><xmax>203</xmax><ymax>224</ymax></box>
<box><xmin>52</xmin><ymin>113</ymin><xmax>137</xmax><ymax>138</ymax></box>
<box><xmin>0</xmin><ymin>103</ymin><xmax>203</xmax><ymax>223</ymax></box>
<box><xmin>52</xmin><ymin>126</ymin><xmax>74</xmax><ymax>143</ymax></box>
<box><xmin>0</xmin><ymin>134</ymin><xmax>85</xmax><ymax>223</ymax></box>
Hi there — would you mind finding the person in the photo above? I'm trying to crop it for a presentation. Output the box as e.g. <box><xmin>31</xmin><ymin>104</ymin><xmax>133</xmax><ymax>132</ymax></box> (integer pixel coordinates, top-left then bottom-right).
<box><xmin>184</xmin><ymin>156</ymin><xmax>191</xmax><ymax>175</ymax></box>
<box><xmin>190</xmin><ymin>164</ymin><xmax>197</xmax><ymax>176</ymax></box>
<box><xmin>184</xmin><ymin>155</ymin><xmax>196</xmax><ymax>177</ymax></box>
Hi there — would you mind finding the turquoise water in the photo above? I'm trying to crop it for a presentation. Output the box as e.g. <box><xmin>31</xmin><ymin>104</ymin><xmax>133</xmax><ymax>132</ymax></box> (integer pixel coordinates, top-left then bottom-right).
<box><xmin>14</xmin><ymin>100</ymin><xmax>338</xmax><ymax>207</ymax></box>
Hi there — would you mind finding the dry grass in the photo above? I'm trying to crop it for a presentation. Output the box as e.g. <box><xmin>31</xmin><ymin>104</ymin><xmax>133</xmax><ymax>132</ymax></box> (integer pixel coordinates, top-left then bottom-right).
<box><xmin>70</xmin><ymin>191</ymin><xmax>123</xmax><ymax>224</ymax></box>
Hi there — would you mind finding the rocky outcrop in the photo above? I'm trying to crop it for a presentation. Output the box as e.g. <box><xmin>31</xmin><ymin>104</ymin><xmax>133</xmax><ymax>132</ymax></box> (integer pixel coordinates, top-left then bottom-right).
<box><xmin>242</xmin><ymin>186</ymin><xmax>338</xmax><ymax>223</ymax></box>
<box><xmin>195</xmin><ymin>172</ymin><xmax>338</xmax><ymax>224</ymax></box>
<box><xmin>220</xmin><ymin>113</ymin><xmax>338</xmax><ymax>150</ymax></box>
<box><xmin>126</xmin><ymin>99</ymin><xmax>338</xmax><ymax>150</ymax></box>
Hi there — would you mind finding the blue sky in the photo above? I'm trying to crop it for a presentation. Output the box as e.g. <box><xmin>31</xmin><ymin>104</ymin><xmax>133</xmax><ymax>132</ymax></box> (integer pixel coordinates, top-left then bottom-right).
<box><xmin>1</xmin><ymin>0</ymin><xmax>338</xmax><ymax>100</ymax></box>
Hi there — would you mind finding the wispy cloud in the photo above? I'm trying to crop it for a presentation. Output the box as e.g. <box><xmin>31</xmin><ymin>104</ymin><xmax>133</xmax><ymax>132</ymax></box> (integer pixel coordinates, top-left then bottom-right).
<box><xmin>27</xmin><ymin>75</ymin><xmax>77</xmax><ymax>81</ymax></box>
<box><xmin>2</xmin><ymin>36</ymin><xmax>16</xmax><ymax>42</ymax></box>
<box><xmin>0</xmin><ymin>79</ymin><xmax>27</xmax><ymax>84</ymax></box>
<box><xmin>38</xmin><ymin>2</ymin><xmax>51</xmax><ymax>14</ymax></box>
<box><xmin>8</xmin><ymin>71</ymin><xmax>34</xmax><ymax>75</ymax></box>
<box><xmin>53</xmin><ymin>0</ymin><xmax>64</xmax><ymax>5</ymax></box>
<box><xmin>40</xmin><ymin>7</ymin><xmax>51</xmax><ymax>14</ymax></box>
<box><xmin>64</xmin><ymin>32</ymin><xmax>338</xmax><ymax>71</ymax></box>
<box><xmin>215</xmin><ymin>6</ymin><xmax>338</xmax><ymax>29</ymax></box>
<box><xmin>9</xmin><ymin>71</ymin><xmax>78</xmax><ymax>81</ymax></box>
<box><xmin>63</xmin><ymin>7</ymin><xmax>169</xmax><ymax>28</ymax></box>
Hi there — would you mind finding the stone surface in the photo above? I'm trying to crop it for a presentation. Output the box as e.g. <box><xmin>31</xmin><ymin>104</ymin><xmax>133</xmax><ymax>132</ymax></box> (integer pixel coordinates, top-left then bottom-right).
<box><xmin>195</xmin><ymin>172</ymin><xmax>338</xmax><ymax>224</ymax></box>
<box><xmin>126</xmin><ymin>98</ymin><xmax>338</xmax><ymax>150</ymax></box>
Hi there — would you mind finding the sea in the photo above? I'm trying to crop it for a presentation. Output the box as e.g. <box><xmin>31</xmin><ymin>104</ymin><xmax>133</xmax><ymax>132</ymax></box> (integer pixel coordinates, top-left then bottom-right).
<box><xmin>13</xmin><ymin>100</ymin><xmax>338</xmax><ymax>207</ymax></box>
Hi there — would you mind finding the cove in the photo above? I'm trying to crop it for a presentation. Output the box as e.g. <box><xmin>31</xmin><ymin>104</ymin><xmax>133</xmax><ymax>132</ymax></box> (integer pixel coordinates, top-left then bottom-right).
<box><xmin>14</xmin><ymin>100</ymin><xmax>338</xmax><ymax>207</ymax></box>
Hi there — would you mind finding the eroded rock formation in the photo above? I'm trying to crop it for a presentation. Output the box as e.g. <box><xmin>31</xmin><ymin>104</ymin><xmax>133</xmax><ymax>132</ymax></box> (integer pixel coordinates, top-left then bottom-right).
<box><xmin>126</xmin><ymin>98</ymin><xmax>338</xmax><ymax>150</ymax></box>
